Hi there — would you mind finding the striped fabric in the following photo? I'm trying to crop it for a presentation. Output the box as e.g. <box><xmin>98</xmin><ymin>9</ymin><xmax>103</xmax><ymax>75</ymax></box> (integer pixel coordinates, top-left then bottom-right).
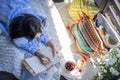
<box><xmin>69</xmin><ymin>13</ymin><xmax>106</xmax><ymax>61</ymax></box>
<box><xmin>73</xmin><ymin>23</ymin><xmax>93</xmax><ymax>54</ymax></box>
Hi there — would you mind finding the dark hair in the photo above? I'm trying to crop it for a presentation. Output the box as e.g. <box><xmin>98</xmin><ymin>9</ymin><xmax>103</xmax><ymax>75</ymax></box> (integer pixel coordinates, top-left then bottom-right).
<box><xmin>0</xmin><ymin>71</ymin><xmax>18</xmax><ymax>80</ymax></box>
<box><xmin>9</xmin><ymin>14</ymin><xmax>43</xmax><ymax>39</ymax></box>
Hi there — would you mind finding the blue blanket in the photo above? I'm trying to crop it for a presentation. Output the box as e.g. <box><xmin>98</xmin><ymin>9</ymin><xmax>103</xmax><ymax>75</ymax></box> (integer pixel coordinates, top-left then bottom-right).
<box><xmin>0</xmin><ymin>0</ymin><xmax>47</xmax><ymax>36</ymax></box>
<box><xmin>0</xmin><ymin>0</ymin><xmax>61</xmax><ymax>80</ymax></box>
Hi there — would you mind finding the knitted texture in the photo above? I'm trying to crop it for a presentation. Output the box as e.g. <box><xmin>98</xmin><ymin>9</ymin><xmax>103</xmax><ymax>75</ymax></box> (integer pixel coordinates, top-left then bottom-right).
<box><xmin>0</xmin><ymin>35</ymin><xmax>24</xmax><ymax>78</ymax></box>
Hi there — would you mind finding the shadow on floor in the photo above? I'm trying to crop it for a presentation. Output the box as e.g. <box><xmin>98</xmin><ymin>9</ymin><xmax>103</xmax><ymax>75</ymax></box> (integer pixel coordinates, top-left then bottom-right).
<box><xmin>53</xmin><ymin>0</ymin><xmax>64</xmax><ymax>3</ymax></box>
<box><xmin>60</xmin><ymin>75</ymin><xmax>67</xmax><ymax>80</ymax></box>
<box><xmin>0</xmin><ymin>71</ymin><xmax>18</xmax><ymax>80</ymax></box>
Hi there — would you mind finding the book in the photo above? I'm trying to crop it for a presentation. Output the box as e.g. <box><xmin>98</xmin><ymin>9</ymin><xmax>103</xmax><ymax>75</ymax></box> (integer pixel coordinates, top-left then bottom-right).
<box><xmin>22</xmin><ymin>49</ymin><xmax>61</xmax><ymax>76</ymax></box>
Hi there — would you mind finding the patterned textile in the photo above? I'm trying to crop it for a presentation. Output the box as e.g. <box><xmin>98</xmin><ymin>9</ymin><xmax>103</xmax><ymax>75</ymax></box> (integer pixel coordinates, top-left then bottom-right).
<box><xmin>0</xmin><ymin>35</ymin><xmax>25</xmax><ymax>79</ymax></box>
<box><xmin>66</xmin><ymin>0</ymin><xmax>99</xmax><ymax>22</ymax></box>
<box><xmin>69</xmin><ymin>13</ymin><xmax>106</xmax><ymax>61</ymax></box>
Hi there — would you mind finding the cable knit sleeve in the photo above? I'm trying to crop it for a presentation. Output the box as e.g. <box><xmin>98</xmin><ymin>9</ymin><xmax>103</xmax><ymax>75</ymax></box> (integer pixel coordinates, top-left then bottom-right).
<box><xmin>13</xmin><ymin>37</ymin><xmax>40</xmax><ymax>55</ymax></box>
<box><xmin>37</xmin><ymin>32</ymin><xmax>51</xmax><ymax>46</ymax></box>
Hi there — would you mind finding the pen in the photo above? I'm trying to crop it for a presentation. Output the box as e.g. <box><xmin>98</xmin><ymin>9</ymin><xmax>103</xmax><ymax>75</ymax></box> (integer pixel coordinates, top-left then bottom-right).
<box><xmin>42</xmin><ymin>57</ymin><xmax>48</xmax><ymax>61</ymax></box>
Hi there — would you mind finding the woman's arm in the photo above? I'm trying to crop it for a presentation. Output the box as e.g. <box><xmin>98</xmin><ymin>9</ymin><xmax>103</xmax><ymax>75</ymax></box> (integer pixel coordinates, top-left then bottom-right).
<box><xmin>47</xmin><ymin>40</ymin><xmax>59</xmax><ymax>57</ymax></box>
<box><xmin>35</xmin><ymin>51</ymin><xmax>50</xmax><ymax>65</ymax></box>
<box><xmin>13</xmin><ymin>37</ymin><xmax>50</xmax><ymax>65</ymax></box>
<box><xmin>37</xmin><ymin>32</ymin><xmax>59</xmax><ymax>56</ymax></box>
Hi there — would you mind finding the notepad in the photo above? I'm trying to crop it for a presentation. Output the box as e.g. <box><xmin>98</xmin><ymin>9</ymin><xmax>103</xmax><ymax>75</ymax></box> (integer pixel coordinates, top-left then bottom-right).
<box><xmin>22</xmin><ymin>53</ymin><xmax>61</xmax><ymax>76</ymax></box>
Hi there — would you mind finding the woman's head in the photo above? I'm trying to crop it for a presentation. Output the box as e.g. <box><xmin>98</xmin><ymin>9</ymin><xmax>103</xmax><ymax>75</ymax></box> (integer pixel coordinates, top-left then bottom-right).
<box><xmin>23</xmin><ymin>14</ymin><xmax>43</xmax><ymax>39</ymax></box>
<box><xmin>10</xmin><ymin>14</ymin><xmax>43</xmax><ymax>39</ymax></box>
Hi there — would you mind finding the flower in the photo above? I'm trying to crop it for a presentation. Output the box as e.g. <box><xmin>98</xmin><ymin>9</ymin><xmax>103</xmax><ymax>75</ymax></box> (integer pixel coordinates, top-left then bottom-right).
<box><xmin>109</xmin><ymin>67</ymin><xmax>115</xmax><ymax>73</ymax></box>
<box><xmin>91</xmin><ymin>49</ymin><xmax>120</xmax><ymax>80</ymax></box>
<box><xmin>117</xmin><ymin>53</ymin><xmax>120</xmax><ymax>57</ymax></box>
<box><xmin>118</xmin><ymin>78</ymin><xmax>120</xmax><ymax>80</ymax></box>
<box><xmin>96</xmin><ymin>58</ymin><xmax>101</xmax><ymax>63</ymax></box>
<box><xmin>106</xmin><ymin>58</ymin><xmax>117</xmax><ymax>66</ymax></box>
<box><xmin>109</xmin><ymin>67</ymin><xmax>119</xmax><ymax>76</ymax></box>
<box><xmin>114</xmin><ymin>70</ymin><xmax>119</xmax><ymax>76</ymax></box>
<box><xmin>78</xmin><ymin>69</ymin><xmax>82</xmax><ymax>73</ymax></box>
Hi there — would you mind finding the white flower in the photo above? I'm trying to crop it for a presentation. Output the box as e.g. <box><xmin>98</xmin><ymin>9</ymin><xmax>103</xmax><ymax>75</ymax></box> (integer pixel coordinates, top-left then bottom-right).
<box><xmin>99</xmin><ymin>75</ymin><xmax>103</xmax><ymax>80</ymax></box>
<box><xmin>98</xmin><ymin>73</ymin><xmax>103</xmax><ymax>79</ymax></box>
<box><xmin>100</xmin><ymin>60</ymin><xmax>105</xmax><ymax>65</ymax></box>
<box><xmin>92</xmin><ymin>49</ymin><xmax>120</xmax><ymax>80</ymax></box>
<box><xmin>96</xmin><ymin>58</ymin><xmax>101</xmax><ymax>63</ymax></box>
<box><xmin>116</xmin><ymin>48</ymin><xmax>120</xmax><ymax>54</ymax></box>
<box><xmin>98</xmin><ymin>72</ymin><xmax>101</xmax><ymax>77</ymax></box>
<box><xmin>114</xmin><ymin>70</ymin><xmax>119</xmax><ymax>76</ymax></box>
<box><xmin>109</xmin><ymin>67</ymin><xmax>119</xmax><ymax>76</ymax></box>
<box><xmin>106</xmin><ymin>58</ymin><xmax>117</xmax><ymax>66</ymax></box>
<box><xmin>110</xmin><ymin>67</ymin><xmax>115</xmax><ymax>73</ymax></box>
<box><xmin>92</xmin><ymin>62</ymin><xmax>97</xmax><ymax>68</ymax></box>
<box><xmin>105</xmin><ymin>58</ymin><xmax>109</xmax><ymax>62</ymax></box>
<box><xmin>110</xmin><ymin>48</ymin><xmax>114</xmax><ymax>52</ymax></box>
<box><xmin>90</xmin><ymin>58</ymin><xmax>94</xmax><ymax>63</ymax></box>
<box><xmin>117</xmin><ymin>53</ymin><xmax>120</xmax><ymax>57</ymax></box>
<box><xmin>103</xmin><ymin>69</ymin><xmax>107</xmax><ymax>73</ymax></box>
<box><xmin>118</xmin><ymin>78</ymin><xmax>120</xmax><ymax>80</ymax></box>
<box><xmin>93</xmin><ymin>64</ymin><xmax>97</xmax><ymax>68</ymax></box>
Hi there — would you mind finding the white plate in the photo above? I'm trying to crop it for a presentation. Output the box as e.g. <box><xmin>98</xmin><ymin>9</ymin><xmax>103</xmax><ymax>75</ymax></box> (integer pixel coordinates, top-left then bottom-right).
<box><xmin>60</xmin><ymin>54</ymin><xmax>85</xmax><ymax>80</ymax></box>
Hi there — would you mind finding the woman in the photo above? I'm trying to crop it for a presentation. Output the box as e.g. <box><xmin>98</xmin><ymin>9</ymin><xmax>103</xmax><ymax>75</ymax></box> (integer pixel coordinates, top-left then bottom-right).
<box><xmin>0</xmin><ymin>0</ymin><xmax>58</xmax><ymax>65</ymax></box>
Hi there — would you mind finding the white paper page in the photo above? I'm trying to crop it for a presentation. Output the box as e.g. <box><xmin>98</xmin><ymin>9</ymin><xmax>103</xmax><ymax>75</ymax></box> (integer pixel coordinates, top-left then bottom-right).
<box><xmin>51</xmin><ymin>54</ymin><xmax>61</xmax><ymax>64</ymax></box>
<box><xmin>45</xmin><ymin>54</ymin><xmax>61</xmax><ymax>68</ymax></box>
<box><xmin>25</xmin><ymin>47</ymin><xmax>61</xmax><ymax>74</ymax></box>
<box><xmin>40</xmin><ymin>47</ymin><xmax>53</xmax><ymax>60</ymax></box>
<box><xmin>25</xmin><ymin>56</ymin><xmax>46</xmax><ymax>74</ymax></box>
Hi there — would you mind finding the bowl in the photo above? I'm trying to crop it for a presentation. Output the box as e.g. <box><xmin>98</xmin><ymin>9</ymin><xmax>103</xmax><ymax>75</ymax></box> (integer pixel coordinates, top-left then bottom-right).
<box><xmin>97</xmin><ymin>13</ymin><xmax>120</xmax><ymax>48</ymax></box>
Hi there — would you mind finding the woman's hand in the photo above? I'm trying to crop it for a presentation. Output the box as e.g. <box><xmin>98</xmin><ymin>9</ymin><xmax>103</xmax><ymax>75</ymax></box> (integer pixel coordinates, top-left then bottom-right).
<box><xmin>35</xmin><ymin>51</ymin><xmax>50</xmax><ymax>65</ymax></box>
<box><xmin>47</xmin><ymin>41</ymin><xmax>59</xmax><ymax>57</ymax></box>
<box><xmin>53</xmin><ymin>47</ymin><xmax>59</xmax><ymax>57</ymax></box>
<box><xmin>41</xmin><ymin>56</ymin><xmax>50</xmax><ymax>65</ymax></box>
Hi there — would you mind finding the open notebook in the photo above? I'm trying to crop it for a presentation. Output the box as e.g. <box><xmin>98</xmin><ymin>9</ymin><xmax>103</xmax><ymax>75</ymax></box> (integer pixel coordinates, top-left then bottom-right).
<box><xmin>22</xmin><ymin>50</ymin><xmax>61</xmax><ymax>76</ymax></box>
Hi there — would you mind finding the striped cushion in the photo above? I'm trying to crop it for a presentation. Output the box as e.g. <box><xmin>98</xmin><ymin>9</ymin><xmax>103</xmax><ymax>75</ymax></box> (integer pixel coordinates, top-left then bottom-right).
<box><xmin>73</xmin><ymin>23</ymin><xmax>93</xmax><ymax>54</ymax></box>
<box><xmin>69</xmin><ymin>13</ymin><xmax>106</xmax><ymax>61</ymax></box>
